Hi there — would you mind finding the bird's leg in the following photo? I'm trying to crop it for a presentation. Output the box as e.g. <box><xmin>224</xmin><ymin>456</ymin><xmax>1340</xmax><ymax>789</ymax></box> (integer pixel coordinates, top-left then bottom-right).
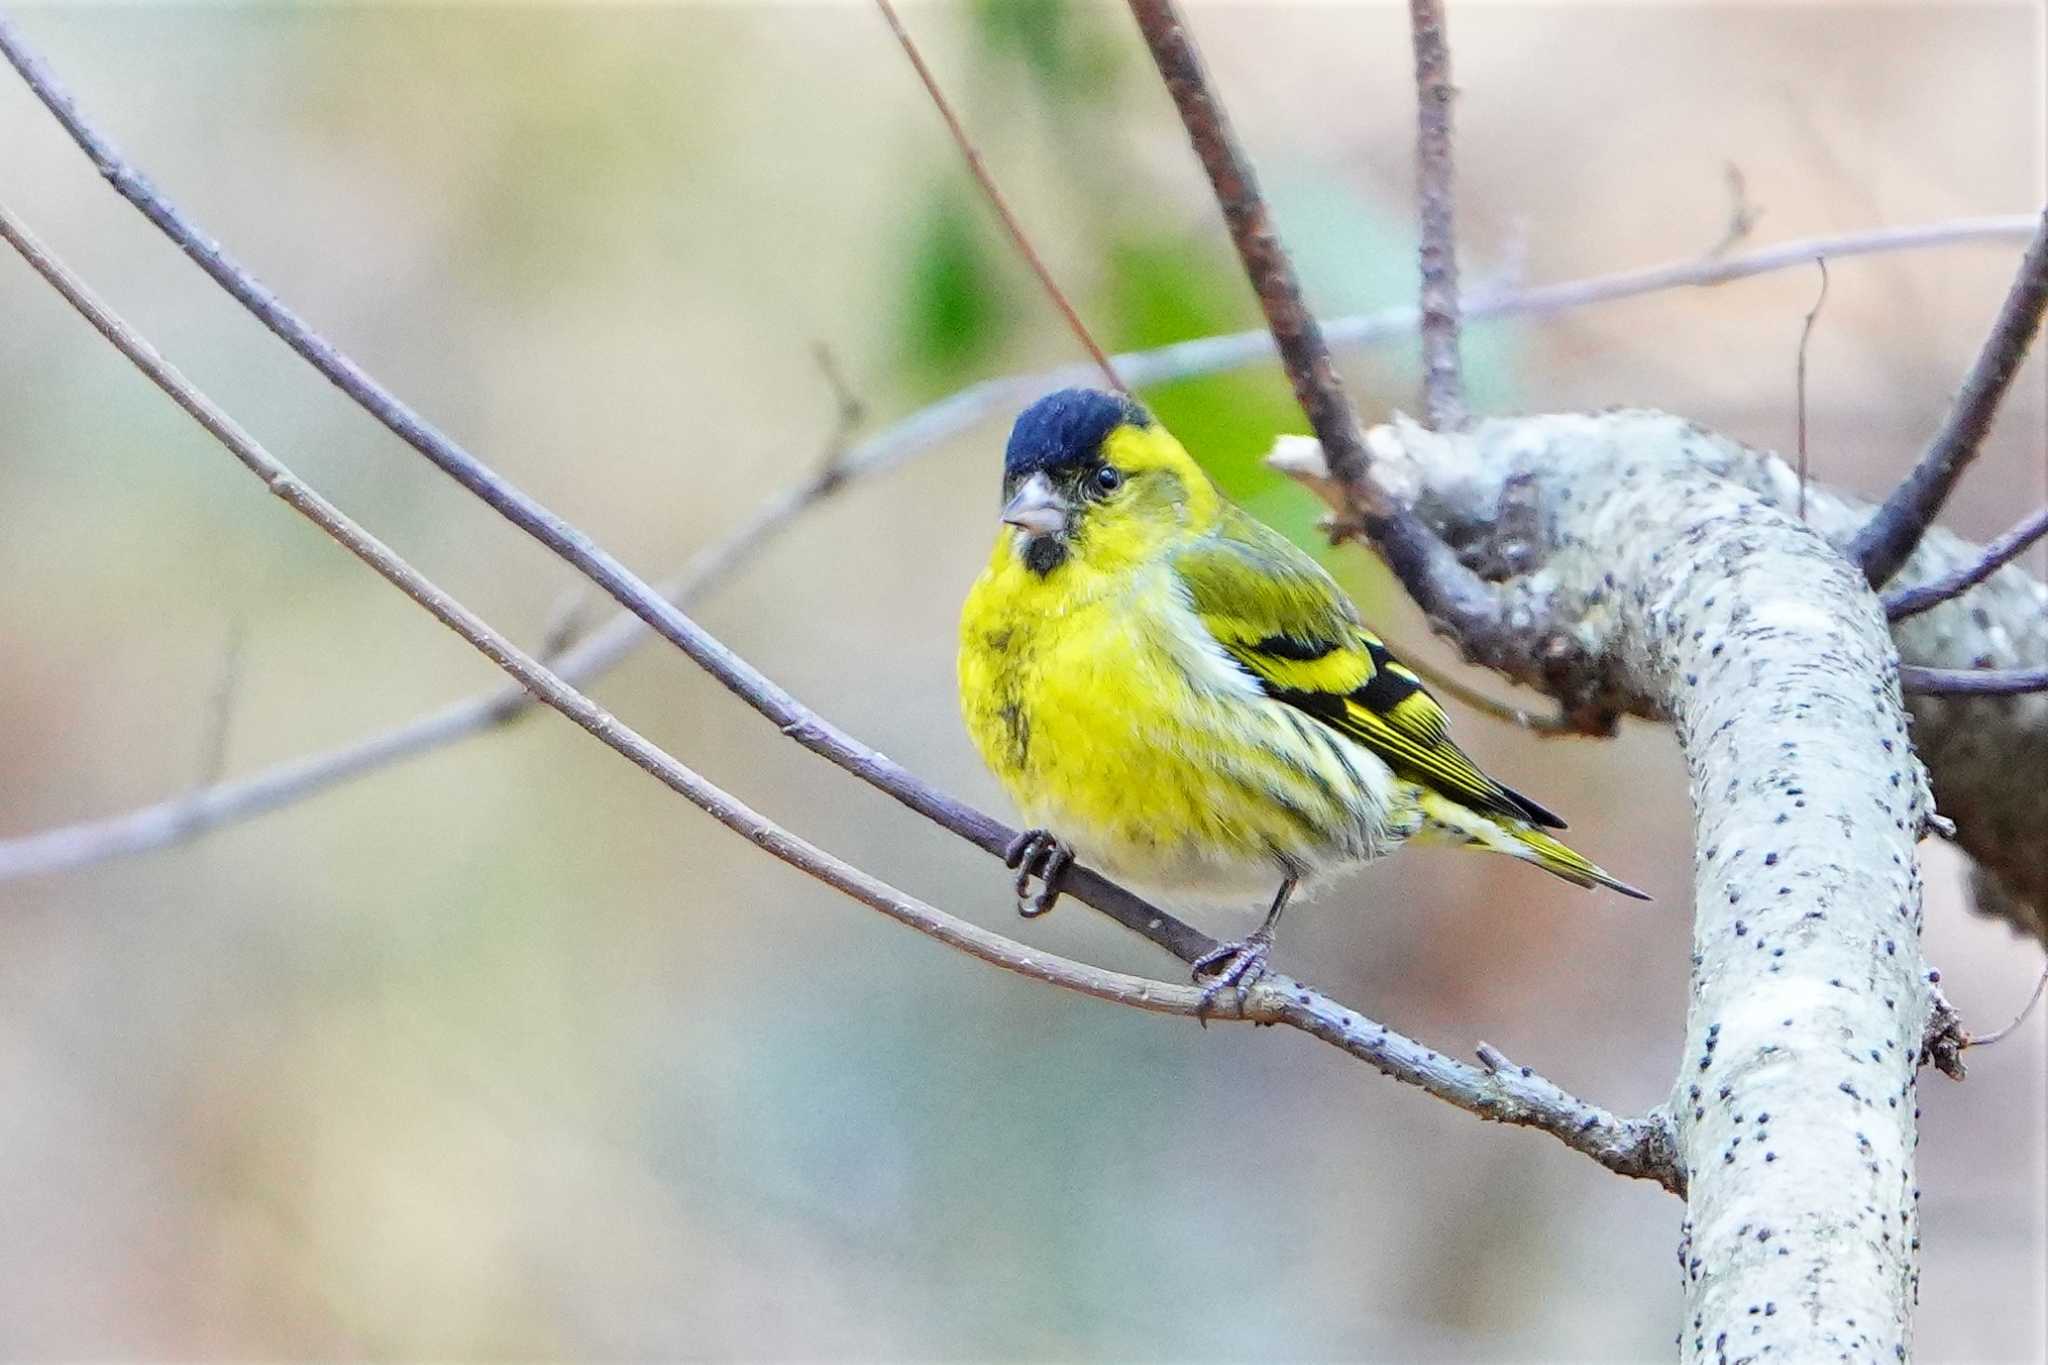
<box><xmin>1191</xmin><ymin>877</ymin><xmax>1296</xmax><ymax>1022</ymax></box>
<box><xmin>1003</xmin><ymin>828</ymin><xmax>1074</xmax><ymax>918</ymax></box>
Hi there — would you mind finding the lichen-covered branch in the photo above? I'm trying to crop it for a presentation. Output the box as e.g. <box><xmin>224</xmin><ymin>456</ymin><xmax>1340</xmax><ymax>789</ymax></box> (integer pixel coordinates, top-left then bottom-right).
<box><xmin>1277</xmin><ymin>412</ymin><xmax>1946</xmax><ymax>1360</ymax></box>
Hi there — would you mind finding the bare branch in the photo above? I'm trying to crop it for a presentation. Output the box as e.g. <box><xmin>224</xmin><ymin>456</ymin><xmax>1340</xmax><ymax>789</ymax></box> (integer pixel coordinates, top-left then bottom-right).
<box><xmin>1849</xmin><ymin>206</ymin><xmax>2048</xmax><ymax>586</ymax></box>
<box><xmin>872</xmin><ymin>0</ymin><xmax>1124</xmax><ymax>391</ymax></box>
<box><xmin>0</xmin><ymin>215</ymin><xmax>2032</xmax><ymax>882</ymax></box>
<box><xmin>1899</xmin><ymin>663</ymin><xmax>2048</xmax><ymax>696</ymax></box>
<box><xmin>0</xmin><ymin>197</ymin><xmax>1207</xmax><ymax>1018</ymax></box>
<box><xmin>1122</xmin><ymin>0</ymin><xmax>1504</xmax><ymax>651</ymax></box>
<box><xmin>1883</xmin><ymin>503</ymin><xmax>2048</xmax><ymax>620</ymax></box>
<box><xmin>1408</xmin><ymin>0</ymin><xmax>1466</xmax><ymax>430</ymax></box>
<box><xmin>0</xmin><ymin>199</ymin><xmax>1681</xmax><ymax>1191</ymax></box>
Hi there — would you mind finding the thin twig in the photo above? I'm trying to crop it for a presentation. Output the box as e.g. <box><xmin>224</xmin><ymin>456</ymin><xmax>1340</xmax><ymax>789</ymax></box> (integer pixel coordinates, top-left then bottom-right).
<box><xmin>0</xmin><ymin>216</ymin><xmax>2033</xmax><ymax>884</ymax></box>
<box><xmin>1794</xmin><ymin>257</ymin><xmax>1829</xmax><ymax>521</ymax></box>
<box><xmin>0</xmin><ymin>200</ymin><xmax>1683</xmax><ymax>1192</ymax></box>
<box><xmin>1408</xmin><ymin>0</ymin><xmax>1466</xmax><ymax>431</ymax></box>
<box><xmin>1849</xmin><ymin>206</ymin><xmax>2048</xmax><ymax>587</ymax></box>
<box><xmin>872</xmin><ymin>0</ymin><xmax>1124</xmax><ymax>391</ymax></box>
<box><xmin>1705</xmin><ymin>162</ymin><xmax>1763</xmax><ymax>259</ymax></box>
<box><xmin>1123</xmin><ymin>0</ymin><xmax>1502</xmax><ymax>644</ymax></box>
<box><xmin>808</xmin><ymin>341</ymin><xmax>866</xmax><ymax>485</ymax></box>
<box><xmin>1899</xmin><ymin>663</ymin><xmax>2048</xmax><ymax>696</ymax></box>
<box><xmin>1967</xmin><ymin>961</ymin><xmax>2048</xmax><ymax>1048</ymax></box>
<box><xmin>1401</xmin><ymin>652</ymin><xmax>1581</xmax><ymax>735</ymax></box>
<box><xmin>193</xmin><ymin>618</ymin><xmax>245</xmax><ymax>788</ymax></box>
<box><xmin>1882</xmin><ymin>503</ymin><xmax>2048</xmax><ymax>620</ymax></box>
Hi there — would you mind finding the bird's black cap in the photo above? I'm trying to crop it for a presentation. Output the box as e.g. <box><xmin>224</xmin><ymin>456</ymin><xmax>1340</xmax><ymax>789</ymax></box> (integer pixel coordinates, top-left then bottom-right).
<box><xmin>1004</xmin><ymin>388</ymin><xmax>1151</xmax><ymax>480</ymax></box>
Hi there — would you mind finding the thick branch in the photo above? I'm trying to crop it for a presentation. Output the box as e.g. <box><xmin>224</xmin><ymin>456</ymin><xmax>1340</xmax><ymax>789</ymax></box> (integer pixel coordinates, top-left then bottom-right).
<box><xmin>0</xmin><ymin>199</ymin><xmax>1682</xmax><ymax>1190</ymax></box>
<box><xmin>1849</xmin><ymin>206</ymin><xmax>2048</xmax><ymax>586</ymax></box>
<box><xmin>1408</xmin><ymin>0</ymin><xmax>1466</xmax><ymax>430</ymax></box>
<box><xmin>1277</xmin><ymin>412</ymin><xmax>1937</xmax><ymax>1360</ymax></box>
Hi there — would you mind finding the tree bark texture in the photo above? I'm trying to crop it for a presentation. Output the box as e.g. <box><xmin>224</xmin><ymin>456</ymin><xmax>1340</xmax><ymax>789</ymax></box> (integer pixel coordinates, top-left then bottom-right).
<box><xmin>1277</xmin><ymin>409</ymin><xmax>1984</xmax><ymax>1360</ymax></box>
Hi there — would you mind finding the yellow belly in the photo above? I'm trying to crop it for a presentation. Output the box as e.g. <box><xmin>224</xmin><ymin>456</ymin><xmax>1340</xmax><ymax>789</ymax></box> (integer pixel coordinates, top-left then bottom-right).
<box><xmin>959</xmin><ymin>560</ymin><xmax>1408</xmax><ymax>901</ymax></box>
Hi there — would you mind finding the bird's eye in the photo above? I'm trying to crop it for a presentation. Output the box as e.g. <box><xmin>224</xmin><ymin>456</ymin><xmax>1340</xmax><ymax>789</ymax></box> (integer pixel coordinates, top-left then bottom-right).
<box><xmin>1092</xmin><ymin>465</ymin><xmax>1124</xmax><ymax>494</ymax></box>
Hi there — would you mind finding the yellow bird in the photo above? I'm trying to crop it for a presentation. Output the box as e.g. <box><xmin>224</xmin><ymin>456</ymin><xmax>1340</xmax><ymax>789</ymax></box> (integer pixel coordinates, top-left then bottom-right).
<box><xmin>958</xmin><ymin>388</ymin><xmax>1645</xmax><ymax>1009</ymax></box>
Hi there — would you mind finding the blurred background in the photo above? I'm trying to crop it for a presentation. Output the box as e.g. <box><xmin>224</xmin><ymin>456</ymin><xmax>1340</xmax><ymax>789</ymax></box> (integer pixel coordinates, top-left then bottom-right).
<box><xmin>0</xmin><ymin>2</ymin><xmax>2042</xmax><ymax>1359</ymax></box>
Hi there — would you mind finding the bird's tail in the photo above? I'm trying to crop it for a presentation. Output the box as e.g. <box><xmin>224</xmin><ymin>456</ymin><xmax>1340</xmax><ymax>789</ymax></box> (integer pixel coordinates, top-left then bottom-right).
<box><xmin>1415</xmin><ymin>791</ymin><xmax>1651</xmax><ymax>900</ymax></box>
<box><xmin>1508</xmin><ymin>827</ymin><xmax>1652</xmax><ymax>900</ymax></box>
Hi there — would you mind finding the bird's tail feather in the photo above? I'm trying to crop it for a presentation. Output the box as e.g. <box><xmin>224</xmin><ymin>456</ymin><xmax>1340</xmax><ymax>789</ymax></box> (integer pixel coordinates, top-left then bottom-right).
<box><xmin>1415</xmin><ymin>791</ymin><xmax>1651</xmax><ymax>901</ymax></box>
<box><xmin>1509</xmin><ymin>827</ymin><xmax>1653</xmax><ymax>901</ymax></box>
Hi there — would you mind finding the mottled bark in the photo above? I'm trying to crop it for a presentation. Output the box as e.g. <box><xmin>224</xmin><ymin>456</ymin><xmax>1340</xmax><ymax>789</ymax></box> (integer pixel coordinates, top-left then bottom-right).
<box><xmin>1275</xmin><ymin>409</ymin><xmax>1987</xmax><ymax>1362</ymax></box>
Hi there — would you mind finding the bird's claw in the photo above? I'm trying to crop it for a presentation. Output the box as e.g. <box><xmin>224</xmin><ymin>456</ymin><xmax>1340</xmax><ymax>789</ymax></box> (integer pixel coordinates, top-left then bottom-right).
<box><xmin>1003</xmin><ymin>829</ymin><xmax>1073</xmax><ymax>919</ymax></box>
<box><xmin>1190</xmin><ymin>932</ymin><xmax>1274</xmax><ymax>1025</ymax></box>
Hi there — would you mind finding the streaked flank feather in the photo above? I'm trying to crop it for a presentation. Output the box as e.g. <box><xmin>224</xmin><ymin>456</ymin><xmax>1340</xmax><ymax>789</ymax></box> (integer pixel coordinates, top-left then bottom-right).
<box><xmin>958</xmin><ymin>389</ymin><xmax>1645</xmax><ymax>1000</ymax></box>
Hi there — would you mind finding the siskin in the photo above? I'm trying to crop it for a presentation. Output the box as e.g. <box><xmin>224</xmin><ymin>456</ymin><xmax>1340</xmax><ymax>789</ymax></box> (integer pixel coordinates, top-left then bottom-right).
<box><xmin>958</xmin><ymin>388</ymin><xmax>1646</xmax><ymax>1009</ymax></box>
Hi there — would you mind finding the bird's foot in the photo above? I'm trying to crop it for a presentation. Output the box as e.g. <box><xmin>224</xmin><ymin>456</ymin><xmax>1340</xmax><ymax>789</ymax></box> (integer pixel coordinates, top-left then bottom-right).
<box><xmin>1190</xmin><ymin>929</ymin><xmax>1275</xmax><ymax>1024</ymax></box>
<box><xmin>1003</xmin><ymin>829</ymin><xmax>1073</xmax><ymax>919</ymax></box>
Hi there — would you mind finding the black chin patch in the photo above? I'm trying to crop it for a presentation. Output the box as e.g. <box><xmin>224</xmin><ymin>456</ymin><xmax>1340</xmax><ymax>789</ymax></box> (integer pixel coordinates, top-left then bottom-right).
<box><xmin>1023</xmin><ymin>534</ymin><xmax>1068</xmax><ymax>576</ymax></box>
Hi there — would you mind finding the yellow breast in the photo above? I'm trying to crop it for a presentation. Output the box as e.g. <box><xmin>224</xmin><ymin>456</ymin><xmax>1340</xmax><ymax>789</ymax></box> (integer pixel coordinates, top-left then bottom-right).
<box><xmin>958</xmin><ymin>532</ymin><xmax>1401</xmax><ymax>899</ymax></box>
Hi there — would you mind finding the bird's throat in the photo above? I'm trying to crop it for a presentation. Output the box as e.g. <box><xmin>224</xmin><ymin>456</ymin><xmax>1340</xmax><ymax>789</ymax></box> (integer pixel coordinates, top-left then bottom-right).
<box><xmin>1022</xmin><ymin>534</ymin><xmax>1069</xmax><ymax>576</ymax></box>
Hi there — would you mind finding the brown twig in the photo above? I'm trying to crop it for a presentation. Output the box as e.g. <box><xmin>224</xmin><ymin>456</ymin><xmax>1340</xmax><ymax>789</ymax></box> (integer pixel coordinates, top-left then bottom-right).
<box><xmin>1408</xmin><ymin>0</ymin><xmax>1466</xmax><ymax>431</ymax></box>
<box><xmin>1899</xmin><ymin>663</ymin><xmax>2048</xmax><ymax>696</ymax></box>
<box><xmin>1849</xmin><ymin>206</ymin><xmax>2048</xmax><ymax>587</ymax></box>
<box><xmin>1882</xmin><ymin>503</ymin><xmax>2048</xmax><ymax>620</ymax></box>
<box><xmin>873</xmin><ymin>0</ymin><xmax>1125</xmax><ymax>392</ymax></box>
<box><xmin>1123</xmin><ymin>0</ymin><xmax>1503</xmax><ymax>646</ymax></box>
<box><xmin>0</xmin><ymin>194</ymin><xmax>1685</xmax><ymax>1192</ymax></box>
<box><xmin>1794</xmin><ymin>257</ymin><xmax>1829</xmax><ymax>521</ymax></box>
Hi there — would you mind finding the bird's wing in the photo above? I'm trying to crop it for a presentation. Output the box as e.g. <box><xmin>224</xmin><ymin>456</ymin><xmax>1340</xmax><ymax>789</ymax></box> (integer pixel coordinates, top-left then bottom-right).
<box><xmin>1170</xmin><ymin>508</ymin><xmax>1564</xmax><ymax>829</ymax></box>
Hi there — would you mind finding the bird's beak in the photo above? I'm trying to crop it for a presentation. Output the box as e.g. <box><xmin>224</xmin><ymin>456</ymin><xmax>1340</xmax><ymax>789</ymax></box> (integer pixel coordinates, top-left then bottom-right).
<box><xmin>1001</xmin><ymin>473</ymin><xmax>1067</xmax><ymax>537</ymax></box>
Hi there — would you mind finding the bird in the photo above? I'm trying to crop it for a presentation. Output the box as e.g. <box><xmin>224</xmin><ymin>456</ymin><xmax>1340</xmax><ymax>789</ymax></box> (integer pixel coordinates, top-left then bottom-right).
<box><xmin>957</xmin><ymin>387</ymin><xmax>1646</xmax><ymax>1012</ymax></box>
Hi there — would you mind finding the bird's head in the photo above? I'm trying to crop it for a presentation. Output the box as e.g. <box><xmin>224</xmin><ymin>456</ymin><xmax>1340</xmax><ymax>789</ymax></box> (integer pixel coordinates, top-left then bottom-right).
<box><xmin>998</xmin><ymin>387</ymin><xmax>1215</xmax><ymax>576</ymax></box>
